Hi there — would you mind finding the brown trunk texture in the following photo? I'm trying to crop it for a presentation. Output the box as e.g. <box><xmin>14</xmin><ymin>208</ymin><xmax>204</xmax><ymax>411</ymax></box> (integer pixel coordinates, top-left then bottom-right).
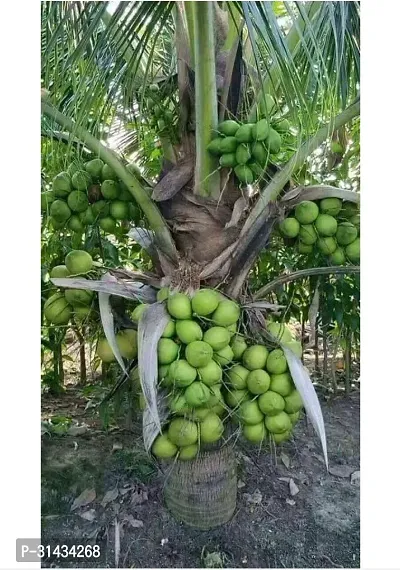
<box><xmin>163</xmin><ymin>444</ymin><xmax>237</xmax><ymax>529</ymax></box>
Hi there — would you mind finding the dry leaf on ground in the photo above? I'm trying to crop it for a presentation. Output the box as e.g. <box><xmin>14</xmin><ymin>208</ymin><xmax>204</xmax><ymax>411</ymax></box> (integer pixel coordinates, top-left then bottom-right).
<box><xmin>329</xmin><ymin>465</ymin><xmax>358</xmax><ymax>478</ymax></box>
<box><xmin>281</xmin><ymin>452</ymin><xmax>291</xmax><ymax>469</ymax></box>
<box><xmin>101</xmin><ymin>487</ymin><xmax>119</xmax><ymax>507</ymax></box>
<box><xmin>71</xmin><ymin>488</ymin><xmax>96</xmax><ymax>511</ymax></box>
<box><xmin>289</xmin><ymin>479</ymin><xmax>300</xmax><ymax>496</ymax></box>
<box><xmin>79</xmin><ymin>509</ymin><xmax>96</xmax><ymax>522</ymax></box>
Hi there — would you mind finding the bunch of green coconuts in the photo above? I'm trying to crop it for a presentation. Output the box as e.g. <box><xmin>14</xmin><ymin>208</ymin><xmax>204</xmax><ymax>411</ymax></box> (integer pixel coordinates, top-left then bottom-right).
<box><xmin>279</xmin><ymin>198</ymin><xmax>360</xmax><ymax>264</ymax></box>
<box><xmin>41</xmin><ymin>159</ymin><xmax>141</xmax><ymax>235</ymax></box>
<box><xmin>100</xmin><ymin>287</ymin><xmax>305</xmax><ymax>462</ymax></box>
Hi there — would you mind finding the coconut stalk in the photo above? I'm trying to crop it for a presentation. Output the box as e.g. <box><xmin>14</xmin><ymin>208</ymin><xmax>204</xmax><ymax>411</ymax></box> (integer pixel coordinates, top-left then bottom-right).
<box><xmin>41</xmin><ymin>98</ymin><xmax>178</xmax><ymax>264</ymax></box>
<box><xmin>183</xmin><ymin>1</ymin><xmax>196</xmax><ymax>64</ymax></box>
<box><xmin>322</xmin><ymin>325</ymin><xmax>329</xmax><ymax>383</ymax></box>
<box><xmin>193</xmin><ymin>1</ymin><xmax>220</xmax><ymax>198</ymax></box>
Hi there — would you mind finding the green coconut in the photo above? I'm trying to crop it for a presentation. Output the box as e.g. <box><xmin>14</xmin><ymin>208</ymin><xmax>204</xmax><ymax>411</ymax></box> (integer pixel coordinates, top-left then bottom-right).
<box><xmin>270</xmin><ymin>373</ymin><xmax>294</xmax><ymax>397</ymax></box>
<box><xmin>101</xmin><ymin>164</ymin><xmax>118</xmax><ymax>181</ymax></box>
<box><xmin>345</xmin><ymin>238</ymin><xmax>360</xmax><ymax>262</ymax></box>
<box><xmin>178</xmin><ymin>444</ymin><xmax>199</xmax><ymax>461</ymax></box>
<box><xmin>265</xmin><ymin>411</ymin><xmax>292</xmax><ymax>434</ymax></box>
<box><xmin>200</xmin><ymin>412</ymin><xmax>224</xmax><ymax>443</ymax></box>
<box><xmin>225</xmin><ymin>389</ymin><xmax>250</xmax><ymax>408</ymax></box>
<box><xmin>266</xmin><ymin>128</ymin><xmax>281</xmax><ymax>154</ymax></box>
<box><xmin>41</xmin><ymin>191</ymin><xmax>55</xmax><ymax>211</ymax></box>
<box><xmin>242</xmin><ymin>345</ymin><xmax>269</xmax><ymax>370</ymax></box>
<box><xmin>72</xmin><ymin>170</ymin><xmax>91</xmax><ymax>191</ymax></box>
<box><xmin>219</xmin><ymin>120</ymin><xmax>240</xmax><ymax>137</ymax></box>
<box><xmin>157</xmin><ymin>338</ymin><xmax>179</xmax><ymax>364</ymax></box>
<box><xmin>168</xmin><ymin>418</ymin><xmax>198</xmax><ymax>447</ymax></box>
<box><xmin>252</xmin><ymin>119</ymin><xmax>270</xmax><ymax>141</ymax></box>
<box><xmin>236</xmin><ymin>143</ymin><xmax>252</xmax><ymax>165</ymax></box>
<box><xmin>191</xmin><ymin>407</ymin><xmax>212</xmax><ymax>421</ymax></box>
<box><xmin>110</xmin><ymin>200</ymin><xmax>129</xmax><ymax>220</ymax></box>
<box><xmin>220</xmin><ymin>136</ymin><xmax>239</xmax><ymax>153</ymax></box>
<box><xmin>228</xmin><ymin>364</ymin><xmax>250</xmax><ymax>390</ymax></box>
<box><xmin>185</xmin><ymin>341</ymin><xmax>213</xmax><ymax>368</ymax></box>
<box><xmin>251</xmin><ymin>142</ymin><xmax>267</xmax><ymax>166</ymax></box>
<box><xmin>50</xmin><ymin>200</ymin><xmax>71</xmax><ymax>223</ymax></box>
<box><xmin>272</xmin><ymin>430</ymin><xmax>292</xmax><ymax>444</ymax></box>
<box><xmin>91</xmin><ymin>200</ymin><xmax>110</xmax><ymax>218</ymax></box>
<box><xmin>219</xmin><ymin>153</ymin><xmax>237</xmax><ymax>168</ymax></box>
<box><xmin>314</xmin><ymin>214</ymin><xmax>338</xmax><ymax>237</ymax></box>
<box><xmin>235</xmin><ymin>123</ymin><xmax>254</xmax><ymax>143</ymax></box>
<box><xmin>131</xmin><ymin>303</ymin><xmax>148</xmax><ymax>323</ymax></box>
<box><xmin>176</xmin><ymin>320</ymin><xmax>203</xmax><ymax>344</ymax></box>
<box><xmin>53</xmin><ymin>172</ymin><xmax>72</xmax><ymax>198</ymax></box>
<box><xmin>329</xmin><ymin>247</ymin><xmax>346</xmax><ymax>265</ymax></box>
<box><xmin>336</xmin><ymin>222</ymin><xmax>358</xmax><ymax>246</ymax></box>
<box><xmin>340</xmin><ymin>201</ymin><xmax>359</xmax><ymax>219</ymax></box>
<box><xmin>185</xmin><ymin>382</ymin><xmax>210</xmax><ymax>407</ymax></box>
<box><xmin>191</xmin><ymin>289</ymin><xmax>220</xmax><ymax>316</ymax></box>
<box><xmin>207</xmin><ymin>138</ymin><xmax>223</xmax><ymax>156</ymax></box>
<box><xmin>258</xmin><ymin>391</ymin><xmax>285</xmax><ymax>415</ymax></box>
<box><xmin>84</xmin><ymin>158</ymin><xmax>104</xmax><ymax>179</ymax></box>
<box><xmin>197</xmin><ymin>360</ymin><xmax>222</xmax><ymax>386</ymax></box>
<box><xmin>266</xmin><ymin>321</ymin><xmax>293</xmax><ymax>343</ymax></box>
<box><xmin>239</xmin><ymin>400</ymin><xmax>264</xmax><ymax>426</ymax></box>
<box><xmin>168</xmin><ymin>359</ymin><xmax>197</xmax><ymax>388</ymax></box>
<box><xmin>152</xmin><ymin>434</ymin><xmax>178</xmax><ymax>459</ymax></box>
<box><xmin>289</xmin><ymin>411</ymin><xmax>300</xmax><ymax>425</ymax></box>
<box><xmin>169</xmin><ymin>393</ymin><xmax>191</xmax><ymax>415</ymax></box>
<box><xmin>44</xmin><ymin>292</ymin><xmax>72</xmax><ymax>325</ymax></box>
<box><xmin>67</xmin><ymin>215</ymin><xmax>85</xmax><ymax>233</ymax></box>
<box><xmin>101</xmin><ymin>180</ymin><xmax>120</xmax><ymax>200</ymax></box>
<box><xmin>50</xmin><ymin>265</ymin><xmax>70</xmax><ymax>278</ymax></box>
<box><xmin>280</xmin><ymin>217</ymin><xmax>300</xmax><ymax>238</ymax></box>
<box><xmin>96</xmin><ymin>337</ymin><xmax>115</xmax><ymax>363</ymax></box>
<box><xmin>317</xmin><ymin>237</ymin><xmax>338</xmax><ymax>255</ymax></box>
<box><xmin>206</xmin><ymin>385</ymin><xmax>223</xmax><ymax>408</ymax></box>
<box><xmin>212</xmin><ymin>300</ymin><xmax>240</xmax><ymax>327</ymax></box>
<box><xmin>67</xmin><ymin>191</ymin><xmax>89</xmax><ymax>213</ymax></box>
<box><xmin>116</xmin><ymin>329</ymin><xmax>138</xmax><ymax>359</ymax></box>
<box><xmin>266</xmin><ymin>349</ymin><xmax>288</xmax><ymax>374</ymax></box>
<box><xmin>157</xmin><ymin>287</ymin><xmax>170</xmax><ymax>302</ymax></box>
<box><xmin>213</xmin><ymin>345</ymin><xmax>234</xmax><ymax>366</ymax></box>
<box><xmin>295</xmin><ymin>201</ymin><xmax>319</xmax><ymax>224</ymax></box>
<box><xmin>73</xmin><ymin>306</ymin><xmax>91</xmax><ymax>322</ymax></box>
<box><xmin>246</xmin><ymin>369</ymin><xmax>271</xmax><ymax>395</ymax></box>
<box><xmin>99</xmin><ymin>217</ymin><xmax>116</xmax><ymax>233</ymax></box>
<box><xmin>243</xmin><ymin>421</ymin><xmax>266</xmax><ymax>443</ymax></box>
<box><xmin>320</xmin><ymin>197</ymin><xmax>342</xmax><ymax>217</ymax></box>
<box><xmin>226</xmin><ymin>323</ymin><xmax>237</xmax><ymax>337</ymax></box>
<box><xmin>234</xmin><ymin>164</ymin><xmax>254</xmax><ymax>184</ymax></box>
<box><xmin>65</xmin><ymin>250</ymin><xmax>93</xmax><ymax>275</ymax></box>
<box><xmin>203</xmin><ymin>327</ymin><xmax>231</xmax><ymax>351</ymax></box>
<box><xmin>297</xmin><ymin>242</ymin><xmax>313</xmax><ymax>254</ymax></box>
<box><xmin>299</xmin><ymin>224</ymin><xmax>318</xmax><ymax>245</ymax></box>
<box><xmin>284</xmin><ymin>390</ymin><xmax>303</xmax><ymax>413</ymax></box>
<box><xmin>167</xmin><ymin>293</ymin><xmax>192</xmax><ymax>320</ymax></box>
<box><xmin>65</xmin><ymin>288</ymin><xmax>93</xmax><ymax>307</ymax></box>
<box><xmin>231</xmin><ymin>336</ymin><xmax>248</xmax><ymax>360</ymax></box>
<box><xmin>158</xmin><ymin>364</ymin><xmax>170</xmax><ymax>381</ymax></box>
<box><xmin>161</xmin><ymin>319</ymin><xmax>176</xmax><ymax>338</ymax></box>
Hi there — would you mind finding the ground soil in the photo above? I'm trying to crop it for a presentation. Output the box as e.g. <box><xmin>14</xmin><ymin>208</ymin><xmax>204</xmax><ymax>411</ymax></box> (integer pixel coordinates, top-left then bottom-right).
<box><xmin>41</xmin><ymin>385</ymin><xmax>359</xmax><ymax>569</ymax></box>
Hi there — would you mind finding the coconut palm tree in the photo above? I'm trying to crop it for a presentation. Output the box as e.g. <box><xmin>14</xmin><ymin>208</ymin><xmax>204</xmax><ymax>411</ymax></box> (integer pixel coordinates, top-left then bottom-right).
<box><xmin>41</xmin><ymin>1</ymin><xmax>360</xmax><ymax>456</ymax></box>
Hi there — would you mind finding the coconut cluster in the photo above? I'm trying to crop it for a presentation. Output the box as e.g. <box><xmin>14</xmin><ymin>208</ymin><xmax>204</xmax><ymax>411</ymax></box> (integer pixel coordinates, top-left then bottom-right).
<box><xmin>138</xmin><ymin>82</ymin><xmax>176</xmax><ymax>134</ymax></box>
<box><xmin>207</xmin><ymin>94</ymin><xmax>289</xmax><ymax>184</ymax></box>
<box><xmin>279</xmin><ymin>198</ymin><xmax>360</xmax><ymax>264</ymax></box>
<box><xmin>41</xmin><ymin>159</ymin><xmax>141</xmax><ymax>235</ymax></box>
<box><xmin>44</xmin><ymin>250</ymin><xmax>95</xmax><ymax>326</ymax></box>
<box><xmin>130</xmin><ymin>288</ymin><xmax>305</xmax><ymax>462</ymax></box>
